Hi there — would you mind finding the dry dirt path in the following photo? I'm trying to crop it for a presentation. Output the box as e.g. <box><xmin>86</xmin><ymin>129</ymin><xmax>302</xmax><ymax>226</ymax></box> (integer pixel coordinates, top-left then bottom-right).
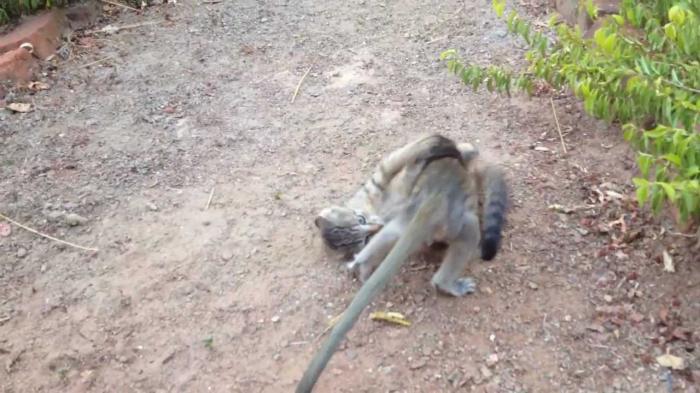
<box><xmin>1</xmin><ymin>1</ymin><xmax>698</xmax><ymax>392</ymax></box>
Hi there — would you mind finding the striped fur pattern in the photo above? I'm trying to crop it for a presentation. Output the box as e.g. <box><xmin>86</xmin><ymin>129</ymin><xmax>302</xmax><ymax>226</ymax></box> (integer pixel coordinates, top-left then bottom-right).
<box><xmin>315</xmin><ymin>134</ymin><xmax>507</xmax><ymax>260</ymax></box>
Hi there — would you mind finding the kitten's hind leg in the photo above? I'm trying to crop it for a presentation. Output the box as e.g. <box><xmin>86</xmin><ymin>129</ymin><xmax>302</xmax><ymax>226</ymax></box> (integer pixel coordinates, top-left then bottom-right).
<box><xmin>431</xmin><ymin>212</ymin><xmax>480</xmax><ymax>297</ymax></box>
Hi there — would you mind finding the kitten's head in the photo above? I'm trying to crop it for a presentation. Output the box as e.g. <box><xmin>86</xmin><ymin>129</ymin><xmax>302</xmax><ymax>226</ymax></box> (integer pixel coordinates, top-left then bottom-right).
<box><xmin>314</xmin><ymin>206</ymin><xmax>383</xmax><ymax>256</ymax></box>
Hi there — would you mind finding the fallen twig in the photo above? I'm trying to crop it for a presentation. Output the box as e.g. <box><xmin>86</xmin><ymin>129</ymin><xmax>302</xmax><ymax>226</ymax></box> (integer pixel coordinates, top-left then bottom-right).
<box><xmin>100</xmin><ymin>0</ymin><xmax>139</xmax><ymax>12</ymax></box>
<box><xmin>550</xmin><ymin>98</ymin><xmax>568</xmax><ymax>154</ymax></box>
<box><xmin>426</xmin><ymin>35</ymin><xmax>449</xmax><ymax>44</ymax></box>
<box><xmin>291</xmin><ymin>65</ymin><xmax>312</xmax><ymax>103</ymax></box>
<box><xmin>0</xmin><ymin>213</ymin><xmax>98</xmax><ymax>252</ymax></box>
<box><xmin>667</xmin><ymin>230</ymin><xmax>696</xmax><ymax>238</ymax></box>
<box><xmin>315</xmin><ymin>312</ymin><xmax>342</xmax><ymax>341</ymax></box>
<box><xmin>205</xmin><ymin>187</ymin><xmax>215</xmax><ymax>210</ymax></box>
<box><xmin>79</xmin><ymin>56</ymin><xmax>114</xmax><ymax>68</ymax></box>
<box><xmin>589</xmin><ymin>343</ymin><xmax>624</xmax><ymax>361</ymax></box>
<box><xmin>86</xmin><ymin>20</ymin><xmax>166</xmax><ymax>35</ymax></box>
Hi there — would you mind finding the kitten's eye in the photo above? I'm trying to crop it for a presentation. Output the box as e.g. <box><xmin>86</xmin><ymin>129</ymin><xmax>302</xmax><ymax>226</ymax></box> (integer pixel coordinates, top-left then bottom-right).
<box><xmin>357</xmin><ymin>215</ymin><xmax>367</xmax><ymax>224</ymax></box>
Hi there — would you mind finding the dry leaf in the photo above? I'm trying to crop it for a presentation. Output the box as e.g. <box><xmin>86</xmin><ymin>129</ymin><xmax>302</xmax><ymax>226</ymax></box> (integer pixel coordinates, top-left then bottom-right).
<box><xmin>369</xmin><ymin>311</ymin><xmax>411</xmax><ymax>327</ymax></box>
<box><xmin>662</xmin><ymin>250</ymin><xmax>675</xmax><ymax>273</ymax></box>
<box><xmin>629</xmin><ymin>312</ymin><xmax>645</xmax><ymax>323</ymax></box>
<box><xmin>0</xmin><ymin>222</ymin><xmax>11</xmax><ymax>237</ymax></box>
<box><xmin>671</xmin><ymin>328</ymin><xmax>690</xmax><ymax>342</ymax></box>
<box><xmin>5</xmin><ymin>103</ymin><xmax>32</xmax><ymax>113</ymax></box>
<box><xmin>605</xmin><ymin>190</ymin><xmax>625</xmax><ymax>199</ymax></box>
<box><xmin>28</xmin><ymin>81</ymin><xmax>49</xmax><ymax>91</ymax></box>
<box><xmin>656</xmin><ymin>353</ymin><xmax>686</xmax><ymax>370</ymax></box>
<box><xmin>658</xmin><ymin>307</ymin><xmax>670</xmax><ymax>326</ymax></box>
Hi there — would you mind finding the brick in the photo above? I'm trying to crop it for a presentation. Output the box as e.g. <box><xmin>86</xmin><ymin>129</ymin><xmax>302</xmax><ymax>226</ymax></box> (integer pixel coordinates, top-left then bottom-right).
<box><xmin>0</xmin><ymin>9</ymin><xmax>66</xmax><ymax>59</ymax></box>
<box><xmin>0</xmin><ymin>46</ymin><xmax>38</xmax><ymax>82</ymax></box>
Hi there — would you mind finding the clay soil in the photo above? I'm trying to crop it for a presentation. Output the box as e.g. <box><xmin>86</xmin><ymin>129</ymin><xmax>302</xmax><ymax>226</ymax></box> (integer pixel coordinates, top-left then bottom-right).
<box><xmin>1</xmin><ymin>1</ymin><xmax>698</xmax><ymax>392</ymax></box>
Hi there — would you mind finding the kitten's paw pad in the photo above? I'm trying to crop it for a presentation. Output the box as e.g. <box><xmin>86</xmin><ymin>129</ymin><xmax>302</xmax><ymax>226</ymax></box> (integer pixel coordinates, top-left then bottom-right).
<box><xmin>345</xmin><ymin>261</ymin><xmax>359</xmax><ymax>273</ymax></box>
<box><xmin>433</xmin><ymin>277</ymin><xmax>477</xmax><ymax>297</ymax></box>
<box><xmin>453</xmin><ymin>277</ymin><xmax>477</xmax><ymax>296</ymax></box>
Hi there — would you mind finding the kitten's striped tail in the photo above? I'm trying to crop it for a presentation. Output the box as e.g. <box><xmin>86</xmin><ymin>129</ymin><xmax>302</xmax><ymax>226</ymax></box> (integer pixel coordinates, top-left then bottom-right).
<box><xmin>479</xmin><ymin>165</ymin><xmax>508</xmax><ymax>260</ymax></box>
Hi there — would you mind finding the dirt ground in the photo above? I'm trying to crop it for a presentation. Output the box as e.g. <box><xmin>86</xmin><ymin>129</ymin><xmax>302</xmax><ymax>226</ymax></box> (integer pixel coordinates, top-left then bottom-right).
<box><xmin>1</xmin><ymin>0</ymin><xmax>698</xmax><ymax>392</ymax></box>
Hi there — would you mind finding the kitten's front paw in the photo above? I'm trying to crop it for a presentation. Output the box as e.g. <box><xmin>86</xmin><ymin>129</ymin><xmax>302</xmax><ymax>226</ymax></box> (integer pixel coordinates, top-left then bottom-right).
<box><xmin>345</xmin><ymin>259</ymin><xmax>361</xmax><ymax>275</ymax></box>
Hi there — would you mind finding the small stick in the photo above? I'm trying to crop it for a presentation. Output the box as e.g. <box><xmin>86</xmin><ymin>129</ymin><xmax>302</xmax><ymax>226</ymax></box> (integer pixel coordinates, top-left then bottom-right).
<box><xmin>79</xmin><ymin>56</ymin><xmax>113</xmax><ymax>68</ymax></box>
<box><xmin>291</xmin><ymin>66</ymin><xmax>312</xmax><ymax>103</ymax></box>
<box><xmin>550</xmin><ymin>97</ymin><xmax>568</xmax><ymax>154</ymax></box>
<box><xmin>667</xmin><ymin>230</ymin><xmax>696</xmax><ymax>238</ymax></box>
<box><xmin>100</xmin><ymin>0</ymin><xmax>139</xmax><ymax>12</ymax></box>
<box><xmin>0</xmin><ymin>213</ymin><xmax>98</xmax><ymax>252</ymax></box>
<box><xmin>86</xmin><ymin>20</ymin><xmax>165</xmax><ymax>35</ymax></box>
<box><xmin>315</xmin><ymin>312</ymin><xmax>343</xmax><ymax>342</ymax></box>
<box><xmin>426</xmin><ymin>35</ymin><xmax>448</xmax><ymax>44</ymax></box>
<box><xmin>205</xmin><ymin>187</ymin><xmax>215</xmax><ymax>210</ymax></box>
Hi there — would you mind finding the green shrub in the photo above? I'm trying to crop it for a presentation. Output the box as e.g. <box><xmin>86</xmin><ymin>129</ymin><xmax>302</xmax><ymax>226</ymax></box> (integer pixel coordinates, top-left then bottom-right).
<box><xmin>441</xmin><ymin>0</ymin><xmax>700</xmax><ymax>223</ymax></box>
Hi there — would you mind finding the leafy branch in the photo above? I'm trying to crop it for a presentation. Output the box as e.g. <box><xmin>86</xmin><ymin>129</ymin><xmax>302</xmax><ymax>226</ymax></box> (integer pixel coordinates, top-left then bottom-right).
<box><xmin>441</xmin><ymin>0</ymin><xmax>700</xmax><ymax>223</ymax></box>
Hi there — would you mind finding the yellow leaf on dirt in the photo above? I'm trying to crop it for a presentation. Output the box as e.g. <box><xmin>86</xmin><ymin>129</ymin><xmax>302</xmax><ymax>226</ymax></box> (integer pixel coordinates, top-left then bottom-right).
<box><xmin>656</xmin><ymin>353</ymin><xmax>685</xmax><ymax>370</ymax></box>
<box><xmin>5</xmin><ymin>103</ymin><xmax>32</xmax><ymax>113</ymax></box>
<box><xmin>369</xmin><ymin>311</ymin><xmax>411</xmax><ymax>327</ymax></box>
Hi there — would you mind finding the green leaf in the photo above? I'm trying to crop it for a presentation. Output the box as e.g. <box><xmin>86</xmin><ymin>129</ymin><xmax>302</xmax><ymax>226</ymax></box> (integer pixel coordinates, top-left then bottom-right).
<box><xmin>602</xmin><ymin>33</ymin><xmax>616</xmax><ymax>53</ymax></box>
<box><xmin>686</xmin><ymin>166</ymin><xmax>700</xmax><ymax>177</ymax></box>
<box><xmin>657</xmin><ymin>182</ymin><xmax>677</xmax><ymax>201</ymax></box>
<box><xmin>664</xmin><ymin>23</ymin><xmax>677</xmax><ymax>40</ymax></box>
<box><xmin>663</xmin><ymin>154</ymin><xmax>682</xmax><ymax>167</ymax></box>
<box><xmin>493</xmin><ymin>0</ymin><xmax>506</xmax><ymax>17</ymax></box>
<box><xmin>651</xmin><ymin>185</ymin><xmax>665</xmax><ymax>214</ymax></box>
<box><xmin>681</xmin><ymin>189</ymin><xmax>696</xmax><ymax>220</ymax></box>
<box><xmin>637</xmin><ymin>154</ymin><xmax>652</xmax><ymax>177</ymax></box>
<box><xmin>633</xmin><ymin>178</ymin><xmax>650</xmax><ymax>204</ymax></box>
<box><xmin>439</xmin><ymin>49</ymin><xmax>457</xmax><ymax>61</ymax></box>
<box><xmin>668</xmin><ymin>5</ymin><xmax>685</xmax><ymax>25</ymax></box>
<box><xmin>585</xmin><ymin>0</ymin><xmax>598</xmax><ymax>19</ymax></box>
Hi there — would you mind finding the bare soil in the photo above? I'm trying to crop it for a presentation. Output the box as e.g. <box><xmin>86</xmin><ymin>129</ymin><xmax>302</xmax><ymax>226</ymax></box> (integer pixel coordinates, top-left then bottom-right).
<box><xmin>1</xmin><ymin>1</ymin><xmax>698</xmax><ymax>392</ymax></box>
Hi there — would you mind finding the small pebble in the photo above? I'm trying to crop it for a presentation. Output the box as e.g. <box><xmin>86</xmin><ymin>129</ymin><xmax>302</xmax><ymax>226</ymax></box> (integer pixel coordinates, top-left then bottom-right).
<box><xmin>603</xmin><ymin>295</ymin><xmax>613</xmax><ymax>303</ymax></box>
<box><xmin>16</xmin><ymin>247</ymin><xmax>27</xmax><ymax>258</ymax></box>
<box><xmin>480</xmin><ymin>365</ymin><xmax>493</xmax><ymax>379</ymax></box>
<box><xmin>271</xmin><ymin>315</ymin><xmax>281</xmax><ymax>323</ymax></box>
<box><xmin>64</xmin><ymin>213</ymin><xmax>87</xmax><ymax>226</ymax></box>
<box><xmin>528</xmin><ymin>282</ymin><xmax>539</xmax><ymax>290</ymax></box>
<box><xmin>564</xmin><ymin>315</ymin><xmax>572</xmax><ymax>322</ymax></box>
<box><xmin>409</xmin><ymin>358</ymin><xmax>427</xmax><ymax>370</ymax></box>
<box><xmin>485</xmin><ymin>353</ymin><xmax>499</xmax><ymax>367</ymax></box>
